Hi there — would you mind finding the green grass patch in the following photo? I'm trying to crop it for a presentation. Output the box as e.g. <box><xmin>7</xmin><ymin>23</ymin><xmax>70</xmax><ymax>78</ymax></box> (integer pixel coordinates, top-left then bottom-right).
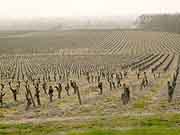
<box><xmin>133</xmin><ymin>97</ymin><xmax>148</xmax><ymax>109</ymax></box>
<box><xmin>1</xmin><ymin>112</ymin><xmax>180</xmax><ymax>135</ymax></box>
<box><xmin>68</xmin><ymin>127</ymin><xmax>180</xmax><ymax>135</ymax></box>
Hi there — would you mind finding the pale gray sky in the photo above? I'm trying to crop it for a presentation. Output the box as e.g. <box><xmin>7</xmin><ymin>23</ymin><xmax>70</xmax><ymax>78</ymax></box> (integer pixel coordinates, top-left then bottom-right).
<box><xmin>0</xmin><ymin>0</ymin><xmax>180</xmax><ymax>18</ymax></box>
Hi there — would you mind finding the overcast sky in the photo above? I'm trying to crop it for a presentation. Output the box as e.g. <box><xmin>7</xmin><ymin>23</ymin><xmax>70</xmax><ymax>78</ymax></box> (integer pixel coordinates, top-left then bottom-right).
<box><xmin>0</xmin><ymin>0</ymin><xmax>180</xmax><ymax>19</ymax></box>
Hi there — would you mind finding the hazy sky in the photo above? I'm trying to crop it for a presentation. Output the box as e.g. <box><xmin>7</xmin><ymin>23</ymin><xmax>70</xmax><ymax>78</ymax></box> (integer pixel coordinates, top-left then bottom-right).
<box><xmin>0</xmin><ymin>0</ymin><xmax>180</xmax><ymax>18</ymax></box>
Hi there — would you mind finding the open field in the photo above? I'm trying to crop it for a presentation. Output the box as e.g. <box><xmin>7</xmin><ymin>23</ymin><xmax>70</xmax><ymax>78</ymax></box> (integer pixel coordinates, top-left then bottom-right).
<box><xmin>0</xmin><ymin>30</ymin><xmax>180</xmax><ymax>134</ymax></box>
<box><xmin>0</xmin><ymin>30</ymin><xmax>180</xmax><ymax>54</ymax></box>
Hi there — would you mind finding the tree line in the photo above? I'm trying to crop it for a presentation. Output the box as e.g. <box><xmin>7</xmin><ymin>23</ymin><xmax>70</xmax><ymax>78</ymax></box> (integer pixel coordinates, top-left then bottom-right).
<box><xmin>136</xmin><ymin>13</ymin><xmax>180</xmax><ymax>34</ymax></box>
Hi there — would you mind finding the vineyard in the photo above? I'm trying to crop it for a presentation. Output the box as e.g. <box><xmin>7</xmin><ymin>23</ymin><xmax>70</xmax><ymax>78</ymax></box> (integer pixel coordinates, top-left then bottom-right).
<box><xmin>1</xmin><ymin>30</ymin><xmax>180</xmax><ymax>135</ymax></box>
